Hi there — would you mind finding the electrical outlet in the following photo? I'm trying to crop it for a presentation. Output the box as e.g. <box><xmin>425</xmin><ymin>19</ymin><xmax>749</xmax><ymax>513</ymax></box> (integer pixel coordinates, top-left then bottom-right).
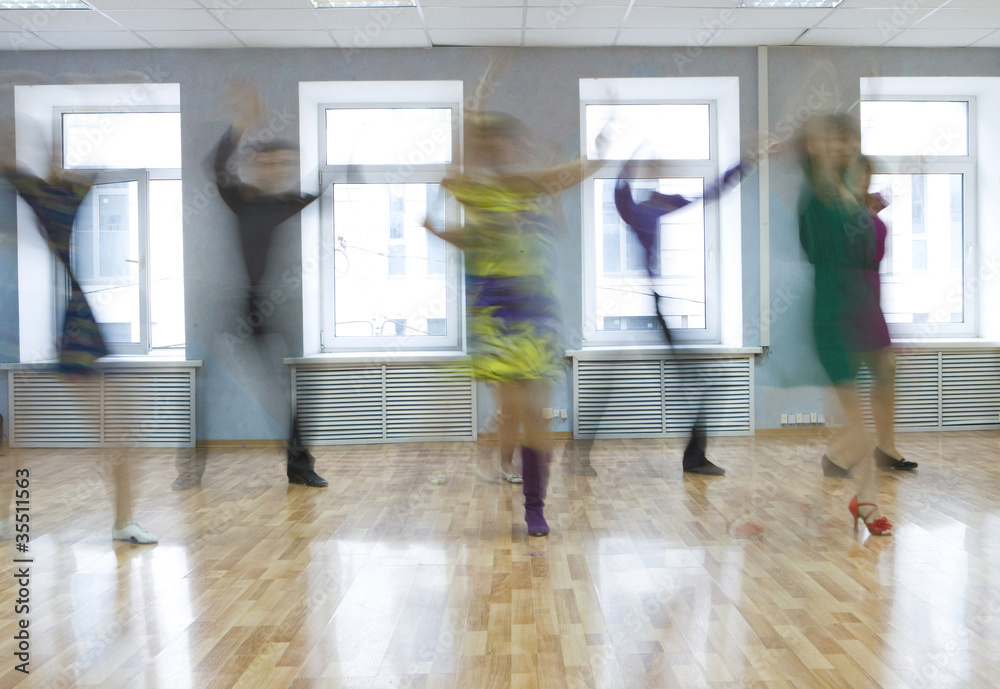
<box><xmin>796</xmin><ymin>413</ymin><xmax>804</xmax><ymax>424</ymax></box>
<box><xmin>818</xmin><ymin>413</ymin><xmax>825</xmax><ymax>425</ymax></box>
<box><xmin>810</xmin><ymin>412</ymin><xmax>818</xmax><ymax>423</ymax></box>
<box><xmin>781</xmin><ymin>413</ymin><xmax>788</xmax><ymax>425</ymax></box>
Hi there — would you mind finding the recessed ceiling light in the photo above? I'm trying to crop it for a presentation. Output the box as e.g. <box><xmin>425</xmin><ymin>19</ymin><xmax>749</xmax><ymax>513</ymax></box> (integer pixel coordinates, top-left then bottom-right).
<box><xmin>311</xmin><ymin>0</ymin><xmax>415</xmax><ymax>7</ymax></box>
<box><xmin>0</xmin><ymin>0</ymin><xmax>90</xmax><ymax>8</ymax></box>
<box><xmin>739</xmin><ymin>0</ymin><xmax>843</xmax><ymax>7</ymax></box>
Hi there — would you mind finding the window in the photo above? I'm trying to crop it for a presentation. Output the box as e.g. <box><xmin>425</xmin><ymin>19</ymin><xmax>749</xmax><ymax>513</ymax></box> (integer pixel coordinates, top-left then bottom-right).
<box><xmin>581</xmin><ymin>78</ymin><xmax>741</xmax><ymax>346</ymax></box>
<box><xmin>311</xmin><ymin>82</ymin><xmax>463</xmax><ymax>351</ymax></box>
<box><xmin>861</xmin><ymin>97</ymin><xmax>974</xmax><ymax>336</ymax></box>
<box><xmin>59</xmin><ymin>109</ymin><xmax>184</xmax><ymax>352</ymax></box>
<box><xmin>12</xmin><ymin>84</ymin><xmax>183</xmax><ymax>361</ymax></box>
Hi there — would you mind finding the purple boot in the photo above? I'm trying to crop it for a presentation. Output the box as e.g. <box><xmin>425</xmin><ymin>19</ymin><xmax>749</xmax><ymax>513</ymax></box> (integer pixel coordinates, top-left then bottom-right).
<box><xmin>521</xmin><ymin>447</ymin><xmax>550</xmax><ymax>536</ymax></box>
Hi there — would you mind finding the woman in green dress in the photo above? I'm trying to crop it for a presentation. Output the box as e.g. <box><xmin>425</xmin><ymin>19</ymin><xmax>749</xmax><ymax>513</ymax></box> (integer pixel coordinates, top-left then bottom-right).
<box><xmin>798</xmin><ymin>114</ymin><xmax>892</xmax><ymax>536</ymax></box>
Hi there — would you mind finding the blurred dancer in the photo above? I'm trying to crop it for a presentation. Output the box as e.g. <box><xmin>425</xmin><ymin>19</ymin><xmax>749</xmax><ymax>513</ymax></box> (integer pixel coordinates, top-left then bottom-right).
<box><xmin>613</xmin><ymin>160</ymin><xmax>741</xmax><ymax>476</ymax></box>
<box><xmin>856</xmin><ymin>156</ymin><xmax>917</xmax><ymax>472</ymax></box>
<box><xmin>426</xmin><ymin>112</ymin><xmax>600</xmax><ymax>536</ymax></box>
<box><xmin>181</xmin><ymin>81</ymin><xmax>326</xmax><ymax>489</ymax></box>
<box><xmin>798</xmin><ymin>114</ymin><xmax>892</xmax><ymax>536</ymax></box>
<box><xmin>0</xmin><ymin>123</ymin><xmax>157</xmax><ymax>543</ymax></box>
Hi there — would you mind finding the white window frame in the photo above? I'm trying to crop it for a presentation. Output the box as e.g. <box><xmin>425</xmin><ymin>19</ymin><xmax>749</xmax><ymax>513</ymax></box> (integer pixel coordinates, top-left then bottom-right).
<box><xmin>299</xmin><ymin>81</ymin><xmax>465</xmax><ymax>354</ymax></box>
<box><xmin>55</xmin><ymin>106</ymin><xmax>182</xmax><ymax>355</ymax></box>
<box><xmin>13</xmin><ymin>84</ymin><xmax>182</xmax><ymax>364</ymax></box>
<box><xmin>580</xmin><ymin>78</ymin><xmax>742</xmax><ymax>347</ymax></box>
<box><xmin>860</xmin><ymin>94</ymin><xmax>977</xmax><ymax>339</ymax></box>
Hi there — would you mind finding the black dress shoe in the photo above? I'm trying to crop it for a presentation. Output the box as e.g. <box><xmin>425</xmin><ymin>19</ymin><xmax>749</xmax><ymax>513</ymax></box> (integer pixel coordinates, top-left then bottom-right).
<box><xmin>875</xmin><ymin>447</ymin><xmax>918</xmax><ymax>471</ymax></box>
<box><xmin>821</xmin><ymin>454</ymin><xmax>852</xmax><ymax>478</ymax></box>
<box><xmin>683</xmin><ymin>458</ymin><xmax>726</xmax><ymax>476</ymax></box>
<box><xmin>287</xmin><ymin>466</ymin><xmax>328</xmax><ymax>487</ymax></box>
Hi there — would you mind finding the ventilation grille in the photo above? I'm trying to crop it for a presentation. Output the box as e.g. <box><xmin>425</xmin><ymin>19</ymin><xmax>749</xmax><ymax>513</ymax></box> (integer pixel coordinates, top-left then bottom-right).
<box><xmin>294</xmin><ymin>363</ymin><xmax>476</xmax><ymax>444</ymax></box>
<box><xmin>857</xmin><ymin>349</ymin><xmax>1000</xmax><ymax>430</ymax></box>
<box><xmin>574</xmin><ymin>356</ymin><xmax>753</xmax><ymax>437</ymax></box>
<box><xmin>9</xmin><ymin>368</ymin><xmax>195</xmax><ymax>447</ymax></box>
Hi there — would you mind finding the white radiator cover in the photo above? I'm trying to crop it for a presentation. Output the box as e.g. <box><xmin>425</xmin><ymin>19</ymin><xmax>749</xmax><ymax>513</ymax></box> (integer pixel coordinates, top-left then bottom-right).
<box><xmin>8</xmin><ymin>368</ymin><xmax>196</xmax><ymax>448</ymax></box>
<box><xmin>857</xmin><ymin>349</ymin><xmax>1000</xmax><ymax>430</ymax></box>
<box><xmin>293</xmin><ymin>364</ymin><xmax>477</xmax><ymax>444</ymax></box>
<box><xmin>573</xmin><ymin>356</ymin><xmax>754</xmax><ymax>438</ymax></box>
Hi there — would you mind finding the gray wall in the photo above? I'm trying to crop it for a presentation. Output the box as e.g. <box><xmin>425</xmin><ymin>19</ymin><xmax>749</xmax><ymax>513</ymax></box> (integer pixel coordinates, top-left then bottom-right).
<box><xmin>0</xmin><ymin>45</ymin><xmax>996</xmax><ymax>441</ymax></box>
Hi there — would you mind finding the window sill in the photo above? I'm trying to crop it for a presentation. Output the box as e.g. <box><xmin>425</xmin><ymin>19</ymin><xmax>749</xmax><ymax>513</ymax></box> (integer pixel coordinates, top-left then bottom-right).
<box><xmin>1</xmin><ymin>356</ymin><xmax>202</xmax><ymax>371</ymax></box>
<box><xmin>566</xmin><ymin>345</ymin><xmax>763</xmax><ymax>361</ymax></box>
<box><xmin>285</xmin><ymin>351</ymin><xmax>469</xmax><ymax>366</ymax></box>
<box><xmin>891</xmin><ymin>339</ymin><xmax>1000</xmax><ymax>350</ymax></box>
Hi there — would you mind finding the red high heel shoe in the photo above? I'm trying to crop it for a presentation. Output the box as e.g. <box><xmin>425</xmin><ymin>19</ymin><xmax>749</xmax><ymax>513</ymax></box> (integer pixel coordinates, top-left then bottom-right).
<box><xmin>848</xmin><ymin>496</ymin><xmax>893</xmax><ymax>536</ymax></box>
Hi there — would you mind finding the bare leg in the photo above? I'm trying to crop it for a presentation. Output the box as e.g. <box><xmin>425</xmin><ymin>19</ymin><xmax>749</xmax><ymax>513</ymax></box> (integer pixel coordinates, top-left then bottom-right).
<box><xmin>490</xmin><ymin>385</ymin><xmax>519</xmax><ymax>478</ymax></box>
<box><xmin>865</xmin><ymin>348</ymin><xmax>900</xmax><ymax>457</ymax></box>
<box><xmin>518</xmin><ymin>379</ymin><xmax>552</xmax><ymax>454</ymax></box>
<box><xmin>0</xmin><ymin>448</ymin><xmax>15</xmax><ymax>531</ymax></box>
<box><xmin>111</xmin><ymin>455</ymin><xmax>132</xmax><ymax>531</ymax></box>
<box><xmin>102</xmin><ymin>415</ymin><xmax>157</xmax><ymax>543</ymax></box>
<box><xmin>828</xmin><ymin>382</ymin><xmax>886</xmax><ymax>524</ymax></box>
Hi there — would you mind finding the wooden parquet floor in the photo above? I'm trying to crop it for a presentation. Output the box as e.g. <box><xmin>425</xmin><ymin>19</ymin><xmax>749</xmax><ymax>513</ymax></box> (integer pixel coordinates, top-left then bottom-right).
<box><xmin>1</xmin><ymin>432</ymin><xmax>999</xmax><ymax>688</ymax></box>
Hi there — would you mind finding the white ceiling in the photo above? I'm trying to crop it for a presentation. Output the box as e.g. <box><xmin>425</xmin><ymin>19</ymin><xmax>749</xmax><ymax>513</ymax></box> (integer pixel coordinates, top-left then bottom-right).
<box><xmin>1</xmin><ymin>0</ymin><xmax>999</xmax><ymax>51</ymax></box>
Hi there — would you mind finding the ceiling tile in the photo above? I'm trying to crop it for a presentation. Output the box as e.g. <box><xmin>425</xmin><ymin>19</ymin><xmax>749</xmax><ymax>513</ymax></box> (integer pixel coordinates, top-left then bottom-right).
<box><xmin>883</xmin><ymin>27</ymin><xmax>994</xmax><ymax>47</ymax></box>
<box><xmin>796</xmin><ymin>27</ymin><xmax>900</xmax><ymax>45</ymax></box>
<box><xmin>524</xmin><ymin>6</ymin><xmax>625</xmax><ymax>30</ymax></box>
<box><xmin>0</xmin><ymin>30</ymin><xmax>56</xmax><ymax>49</ymax></box>
<box><xmin>419</xmin><ymin>0</ymin><xmax>521</xmax><ymax>6</ymax></box>
<box><xmin>232</xmin><ymin>29</ymin><xmax>335</xmax><ymax>46</ymax></box>
<box><xmin>330</xmin><ymin>27</ymin><xmax>427</xmax><ymax>47</ymax></box>
<box><xmin>316</xmin><ymin>6</ymin><xmax>423</xmax><ymax>30</ymax></box>
<box><xmin>0</xmin><ymin>9</ymin><xmax>121</xmax><ymax>31</ymax></box>
<box><xmin>429</xmin><ymin>27</ymin><xmax>520</xmax><ymax>45</ymax></box>
<box><xmin>527</xmin><ymin>0</ymin><xmax>630</xmax><ymax>5</ymax></box>
<box><xmin>616</xmin><ymin>27</ymin><xmax>719</xmax><ymax>45</ymax></box>
<box><xmin>104</xmin><ymin>10</ymin><xmax>222</xmax><ymax>32</ymax></box>
<box><xmin>87</xmin><ymin>0</ymin><xmax>201</xmax><ymax>7</ymax></box>
<box><xmin>136</xmin><ymin>30</ymin><xmax>243</xmax><ymax>48</ymax></box>
<box><xmin>632</xmin><ymin>0</ymin><xmax>738</xmax><ymax>5</ymax></box>
<box><xmin>625</xmin><ymin>6</ymin><xmax>743</xmax><ymax>28</ymax></box>
<box><xmin>911</xmin><ymin>7</ymin><xmax>1000</xmax><ymax>29</ymax></box>
<box><xmin>815</xmin><ymin>7</ymin><xmax>932</xmax><ymax>29</ymax></box>
<box><xmin>422</xmin><ymin>7</ymin><xmax>523</xmax><ymax>29</ymax></box>
<box><xmin>524</xmin><ymin>27</ymin><xmax>617</xmax><ymax>45</ymax></box>
<box><xmin>724</xmin><ymin>7</ymin><xmax>833</xmax><ymax>29</ymax></box>
<box><xmin>36</xmin><ymin>30</ymin><xmax>150</xmax><ymax>49</ymax></box>
<box><xmin>970</xmin><ymin>28</ymin><xmax>1000</xmax><ymax>46</ymax></box>
<box><xmin>713</xmin><ymin>27</ymin><xmax>804</xmax><ymax>45</ymax></box>
<box><xmin>210</xmin><ymin>8</ymin><xmax>321</xmax><ymax>31</ymax></box>
<box><xmin>208</xmin><ymin>0</ymin><xmax>318</xmax><ymax>6</ymax></box>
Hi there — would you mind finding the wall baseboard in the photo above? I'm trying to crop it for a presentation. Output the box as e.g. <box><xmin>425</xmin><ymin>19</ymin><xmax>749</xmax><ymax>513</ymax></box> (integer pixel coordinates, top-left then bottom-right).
<box><xmin>754</xmin><ymin>427</ymin><xmax>832</xmax><ymax>438</ymax></box>
<box><xmin>198</xmin><ymin>432</ymin><xmax>575</xmax><ymax>448</ymax></box>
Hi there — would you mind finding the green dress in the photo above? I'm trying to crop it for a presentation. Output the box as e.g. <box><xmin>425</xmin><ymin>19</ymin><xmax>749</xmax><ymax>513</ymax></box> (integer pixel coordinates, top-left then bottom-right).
<box><xmin>798</xmin><ymin>173</ymin><xmax>879</xmax><ymax>384</ymax></box>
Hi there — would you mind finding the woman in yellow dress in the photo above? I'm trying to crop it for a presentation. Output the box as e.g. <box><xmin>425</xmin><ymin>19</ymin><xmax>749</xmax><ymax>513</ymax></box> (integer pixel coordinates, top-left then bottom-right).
<box><xmin>426</xmin><ymin>112</ymin><xmax>601</xmax><ymax>536</ymax></box>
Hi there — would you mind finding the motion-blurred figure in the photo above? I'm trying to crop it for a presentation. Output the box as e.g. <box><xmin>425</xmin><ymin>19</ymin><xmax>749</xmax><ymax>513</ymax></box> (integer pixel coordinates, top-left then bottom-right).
<box><xmin>798</xmin><ymin>113</ymin><xmax>892</xmax><ymax>536</ymax></box>
<box><xmin>613</xmin><ymin>159</ymin><xmax>741</xmax><ymax>477</ymax></box>
<box><xmin>856</xmin><ymin>156</ymin><xmax>917</xmax><ymax>472</ymax></box>
<box><xmin>174</xmin><ymin>81</ymin><xmax>326</xmax><ymax>489</ymax></box>
<box><xmin>426</xmin><ymin>112</ymin><xmax>600</xmax><ymax>537</ymax></box>
<box><xmin>1</xmin><ymin>122</ymin><xmax>157</xmax><ymax>544</ymax></box>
